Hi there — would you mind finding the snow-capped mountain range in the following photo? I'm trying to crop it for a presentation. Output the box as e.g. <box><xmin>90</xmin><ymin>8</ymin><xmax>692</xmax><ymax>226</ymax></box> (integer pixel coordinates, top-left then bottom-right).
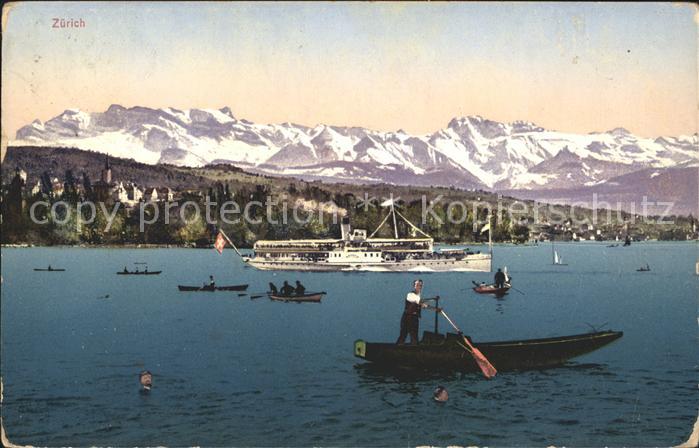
<box><xmin>13</xmin><ymin>105</ymin><xmax>698</xmax><ymax>191</ymax></box>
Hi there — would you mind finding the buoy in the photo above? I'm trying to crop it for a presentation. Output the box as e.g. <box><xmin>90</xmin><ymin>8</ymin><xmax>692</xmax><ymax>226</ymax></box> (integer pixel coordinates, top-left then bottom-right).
<box><xmin>140</xmin><ymin>370</ymin><xmax>152</xmax><ymax>391</ymax></box>
<box><xmin>433</xmin><ymin>385</ymin><xmax>448</xmax><ymax>402</ymax></box>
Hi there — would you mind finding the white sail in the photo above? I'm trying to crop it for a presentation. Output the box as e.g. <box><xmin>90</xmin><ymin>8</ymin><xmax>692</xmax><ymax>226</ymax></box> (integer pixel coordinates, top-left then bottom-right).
<box><xmin>554</xmin><ymin>251</ymin><xmax>561</xmax><ymax>264</ymax></box>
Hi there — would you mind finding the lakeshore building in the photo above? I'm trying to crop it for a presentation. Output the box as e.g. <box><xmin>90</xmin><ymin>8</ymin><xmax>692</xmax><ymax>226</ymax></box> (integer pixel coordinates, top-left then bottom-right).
<box><xmin>2</xmin><ymin>155</ymin><xmax>178</xmax><ymax>208</ymax></box>
<box><xmin>143</xmin><ymin>187</ymin><xmax>174</xmax><ymax>202</ymax></box>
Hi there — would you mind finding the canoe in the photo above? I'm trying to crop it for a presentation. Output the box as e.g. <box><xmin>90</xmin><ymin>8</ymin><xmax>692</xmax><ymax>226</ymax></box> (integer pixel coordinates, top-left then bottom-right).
<box><xmin>269</xmin><ymin>292</ymin><xmax>326</xmax><ymax>303</ymax></box>
<box><xmin>473</xmin><ymin>283</ymin><xmax>511</xmax><ymax>295</ymax></box>
<box><xmin>33</xmin><ymin>268</ymin><xmax>65</xmax><ymax>272</ymax></box>
<box><xmin>117</xmin><ymin>271</ymin><xmax>162</xmax><ymax>275</ymax></box>
<box><xmin>354</xmin><ymin>330</ymin><xmax>623</xmax><ymax>373</ymax></box>
<box><xmin>178</xmin><ymin>284</ymin><xmax>249</xmax><ymax>292</ymax></box>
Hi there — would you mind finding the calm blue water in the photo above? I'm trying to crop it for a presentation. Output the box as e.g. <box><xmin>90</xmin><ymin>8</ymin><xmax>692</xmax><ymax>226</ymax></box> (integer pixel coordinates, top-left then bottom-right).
<box><xmin>1</xmin><ymin>243</ymin><xmax>697</xmax><ymax>446</ymax></box>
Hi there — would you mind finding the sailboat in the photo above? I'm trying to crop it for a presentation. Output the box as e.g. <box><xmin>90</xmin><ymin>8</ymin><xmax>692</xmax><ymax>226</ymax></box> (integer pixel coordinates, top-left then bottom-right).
<box><xmin>552</xmin><ymin>241</ymin><xmax>568</xmax><ymax>266</ymax></box>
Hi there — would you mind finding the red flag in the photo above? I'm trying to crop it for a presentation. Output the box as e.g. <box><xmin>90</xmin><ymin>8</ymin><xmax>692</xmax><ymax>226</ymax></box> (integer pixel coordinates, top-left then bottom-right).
<box><xmin>214</xmin><ymin>232</ymin><xmax>226</xmax><ymax>254</ymax></box>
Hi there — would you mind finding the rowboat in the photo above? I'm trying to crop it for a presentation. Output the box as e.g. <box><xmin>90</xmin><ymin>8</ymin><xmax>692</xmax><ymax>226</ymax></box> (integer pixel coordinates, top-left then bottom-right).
<box><xmin>472</xmin><ymin>283</ymin><xmax>511</xmax><ymax>295</ymax></box>
<box><xmin>117</xmin><ymin>271</ymin><xmax>162</xmax><ymax>275</ymax></box>
<box><xmin>268</xmin><ymin>292</ymin><xmax>326</xmax><ymax>303</ymax></box>
<box><xmin>354</xmin><ymin>330</ymin><xmax>623</xmax><ymax>372</ymax></box>
<box><xmin>178</xmin><ymin>284</ymin><xmax>249</xmax><ymax>292</ymax></box>
<box><xmin>33</xmin><ymin>267</ymin><xmax>65</xmax><ymax>272</ymax></box>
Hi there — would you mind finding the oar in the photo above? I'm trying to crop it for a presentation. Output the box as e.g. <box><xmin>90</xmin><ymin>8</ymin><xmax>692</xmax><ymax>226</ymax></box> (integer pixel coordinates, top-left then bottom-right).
<box><xmin>509</xmin><ymin>286</ymin><xmax>525</xmax><ymax>295</ymax></box>
<box><xmin>438</xmin><ymin>309</ymin><xmax>497</xmax><ymax>379</ymax></box>
<box><xmin>248</xmin><ymin>292</ymin><xmax>270</xmax><ymax>299</ymax></box>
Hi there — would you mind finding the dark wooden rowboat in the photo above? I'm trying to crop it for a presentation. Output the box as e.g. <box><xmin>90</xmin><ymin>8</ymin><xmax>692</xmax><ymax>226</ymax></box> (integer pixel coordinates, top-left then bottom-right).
<box><xmin>354</xmin><ymin>330</ymin><xmax>623</xmax><ymax>372</ymax></box>
<box><xmin>117</xmin><ymin>271</ymin><xmax>162</xmax><ymax>275</ymax></box>
<box><xmin>268</xmin><ymin>292</ymin><xmax>325</xmax><ymax>303</ymax></box>
<box><xmin>473</xmin><ymin>283</ymin><xmax>511</xmax><ymax>295</ymax></box>
<box><xmin>34</xmin><ymin>268</ymin><xmax>65</xmax><ymax>272</ymax></box>
<box><xmin>178</xmin><ymin>284</ymin><xmax>249</xmax><ymax>292</ymax></box>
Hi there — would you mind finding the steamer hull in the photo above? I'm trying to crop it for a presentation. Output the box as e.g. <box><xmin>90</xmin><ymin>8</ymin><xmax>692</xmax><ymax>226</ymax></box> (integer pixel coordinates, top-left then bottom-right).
<box><xmin>246</xmin><ymin>253</ymin><xmax>491</xmax><ymax>272</ymax></box>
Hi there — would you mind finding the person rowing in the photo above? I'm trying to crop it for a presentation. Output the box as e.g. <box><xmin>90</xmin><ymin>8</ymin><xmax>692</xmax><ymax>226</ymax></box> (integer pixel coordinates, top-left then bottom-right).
<box><xmin>396</xmin><ymin>279</ymin><xmax>430</xmax><ymax>345</ymax></box>
<box><xmin>494</xmin><ymin>268</ymin><xmax>506</xmax><ymax>289</ymax></box>
<box><xmin>280</xmin><ymin>281</ymin><xmax>295</xmax><ymax>297</ymax></box>
<box><xmin>294</xmin><ymin>280</ymin><xmax>306</xmax><ymax>296</ymax></box>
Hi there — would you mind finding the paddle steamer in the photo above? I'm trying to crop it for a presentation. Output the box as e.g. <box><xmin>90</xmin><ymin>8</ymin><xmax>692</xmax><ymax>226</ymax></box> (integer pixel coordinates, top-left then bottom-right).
<box><xmin>244</xmin><ymin>202</ymin><xmax>492</xmax><ymax>272</ymax></box>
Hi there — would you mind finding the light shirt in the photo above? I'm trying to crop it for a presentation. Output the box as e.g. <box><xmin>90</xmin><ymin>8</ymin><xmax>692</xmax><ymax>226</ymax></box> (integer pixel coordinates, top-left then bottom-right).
<box><xmin>406</xmin><ymin>291</ymin><xmax>421</xmax><ymax>304</ymax></box>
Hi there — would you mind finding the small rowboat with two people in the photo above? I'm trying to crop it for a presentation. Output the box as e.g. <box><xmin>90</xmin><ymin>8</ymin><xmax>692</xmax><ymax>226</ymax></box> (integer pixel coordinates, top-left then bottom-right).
<box><xmin>472</xmin><ymin>281</ymin><xmax>511</xmax><ymax>296</ymax></box>
<box><xmin>354</xmin><ymin>297</ymin><xmax>622</xmax><ymax>374</ymax></box>
<box><xmin>34</xmin><ymin>266</ymin><xmax>65</xmax><ymax>272</ymax></box>
<box><xmin>178</xmin><ymin>284</ymin><xmax>249</xmax><ymax>292</ymax></box>
<box><xmin>472</xmin><ymin>267</ymin><xmax>513</xmax><ymax>296</ymax></box>
<box><xmin>268</xmin><ymin>292</ymin><xmax>326</xmax><ymax>303</ymax></box>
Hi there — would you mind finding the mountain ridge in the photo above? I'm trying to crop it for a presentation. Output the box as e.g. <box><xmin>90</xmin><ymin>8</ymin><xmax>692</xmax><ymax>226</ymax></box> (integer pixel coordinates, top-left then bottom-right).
<box><xmin>14</xmin><ymin>105</ymin><xmax>698</xmax><ymax>192</ymax></box>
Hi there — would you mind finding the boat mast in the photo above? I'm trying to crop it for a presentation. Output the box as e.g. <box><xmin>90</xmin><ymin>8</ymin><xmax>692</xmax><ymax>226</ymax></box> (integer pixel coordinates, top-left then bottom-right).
<box><xmin>434</xmin><ymin>296</ymin><xmax>440</xmax><ymax>334</ymax></box>
<box><xmin>488</xmin><ymin>212</ymin><xmax>493</xmax><ymax>272</ymax></box>
<box><xmin>390</xmin><ymin>200</ymin><xmax>399</xmax><ymax>239</ymax></box>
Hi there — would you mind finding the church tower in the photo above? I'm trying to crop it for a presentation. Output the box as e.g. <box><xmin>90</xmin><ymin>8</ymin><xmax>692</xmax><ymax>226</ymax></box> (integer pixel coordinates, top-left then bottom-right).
<box><xmin>101</xmin><ymin>155</ymin><xmax>112</xmax><ymax>184</ymax></box>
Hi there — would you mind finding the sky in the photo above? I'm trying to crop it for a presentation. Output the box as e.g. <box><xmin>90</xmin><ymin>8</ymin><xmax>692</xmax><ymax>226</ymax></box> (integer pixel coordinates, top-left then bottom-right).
<box><xmin>2</xmin><ymin>2</ymin><xmax>697</xmax><ymax>140</ymax></box>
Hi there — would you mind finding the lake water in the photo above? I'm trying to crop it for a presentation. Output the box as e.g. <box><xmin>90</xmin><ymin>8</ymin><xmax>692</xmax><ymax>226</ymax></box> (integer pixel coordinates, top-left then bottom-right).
<box><xmin>1</xmin><ymin>243</ymin><xmax>697</xmax><ymax>446</ymax></box>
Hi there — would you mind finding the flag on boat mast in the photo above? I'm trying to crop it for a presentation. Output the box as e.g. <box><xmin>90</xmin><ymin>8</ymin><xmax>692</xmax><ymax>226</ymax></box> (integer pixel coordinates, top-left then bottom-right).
<box><xmin>214</xmin><ymin>229</ymin><xmax>245</xmax><ymax>258</ymax></box>
<box><xmin>214</xmin><ymin>232</ymin><xmax>227</xmax><ymax>254</ymax></box>
<box><xmin>480</xmin><ymin>222</ymin><xmax>491</xmax><ymax>233</ymax></box>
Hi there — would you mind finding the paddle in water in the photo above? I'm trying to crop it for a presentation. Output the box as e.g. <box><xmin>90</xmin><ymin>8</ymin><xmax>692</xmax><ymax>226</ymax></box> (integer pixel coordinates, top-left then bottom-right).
<box><xmin>439</xmin><ymin>309</ymin><xmax>497</xmax><ymax>379</ymax></box>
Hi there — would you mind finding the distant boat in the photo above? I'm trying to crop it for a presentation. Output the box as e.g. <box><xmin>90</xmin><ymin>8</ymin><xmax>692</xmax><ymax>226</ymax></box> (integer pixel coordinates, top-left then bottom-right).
<box><xmin>117</xmin><ymin>270</ymin><xmax>162</xmax><ymax>275</ymax></box>
<box><xmin>637</xmin><ymin>264</ymin><xmax>651</xmax><ymax>272</ymax></box>
<box><xmin>269</xmin><ymin>292</ymin><xmax>326</xmax><ymax>303</ymax></box>
<box><xmin>472</xmin><ymin>282</ymin><xmax>511</xmax><ymax>296</ymax></box>
<box><xmin>178</xmin><ymin>284</ymin><xmax>249</xmax><ymax>292</ymax></box>
<box><xmin>607</xmin><ymin>244</ymin><xmax>619</xmax><ymax>248</ymax></box>
<box><xmin>553</xmin><ymin>251</ymin><xmax>568</xmax><ymax>265</ymax></box>
<box><xmin>34</xmin><ymin>266</ymin><xmax>65</xmax><ymax>272</ymax></box>
<box><xmin>552</xmin><ymin>242</ymin><xmax>568</xmax><ymax>266</ymax></box>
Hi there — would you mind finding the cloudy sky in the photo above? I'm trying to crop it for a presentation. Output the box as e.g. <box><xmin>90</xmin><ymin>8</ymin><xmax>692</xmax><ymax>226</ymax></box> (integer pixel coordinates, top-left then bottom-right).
<box><xmin>2</xmin><ymin>2</ymin><xmax>697</xmax><ymax>139</ymax></box>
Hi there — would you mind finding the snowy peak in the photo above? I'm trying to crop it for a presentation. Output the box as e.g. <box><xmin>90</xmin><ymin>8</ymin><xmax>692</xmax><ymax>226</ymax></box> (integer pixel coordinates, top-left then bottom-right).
<box><xmin>13</xmin><ymin>106</ymin><xmax>698</xmax><ymax>191</ymax></box>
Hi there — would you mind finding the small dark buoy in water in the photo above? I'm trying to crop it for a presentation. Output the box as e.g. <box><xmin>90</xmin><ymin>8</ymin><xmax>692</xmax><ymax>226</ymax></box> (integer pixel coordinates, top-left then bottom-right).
<box><xmin>140</xmin><ymin>370</ymin><xmax>152</xmax><ymax>392</ymax></box>
<box><xmin>433</xmin><ymin>385</ymin><xmax>448</xmax><ymax>402</ymax></box>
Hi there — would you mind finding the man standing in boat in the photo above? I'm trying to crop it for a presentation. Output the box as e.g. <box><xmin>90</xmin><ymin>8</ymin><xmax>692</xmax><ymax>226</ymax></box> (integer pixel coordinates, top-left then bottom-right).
<box><xmin>396</xmin><ymin>279</ymin><xmax>427</xmax><ymax>345</ymax></box>
<box><xmin>494</xmin><ymin>268</ymin><xmax>506</xmax><ymax>289</ymax></box>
